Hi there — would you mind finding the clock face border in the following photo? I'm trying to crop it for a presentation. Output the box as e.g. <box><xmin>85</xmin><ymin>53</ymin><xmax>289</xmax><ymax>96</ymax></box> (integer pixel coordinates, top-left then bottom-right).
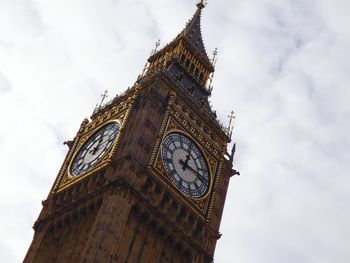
<box><xmin>69</xmin><ymin>121</ymin><xmax>120</xmax><ymax>177</ymax></box>
<box><xmin>149</xmin><ymin>115</ymin><xmax>221</xmax><ymax>218</ymax></box>
<box><xmin>66</xmin><ymin>119</ymin><xmax>122</xmax><ymax>180</ymax></box>
<box><xmin>53</xmin><ymin>98</ymin><xmax>134</xmax><ymax>194</ymax></box>
<box><xmin>160</xmin><ymin>130</ymin><xmax>212</xmax><ymax>200</ymax></box>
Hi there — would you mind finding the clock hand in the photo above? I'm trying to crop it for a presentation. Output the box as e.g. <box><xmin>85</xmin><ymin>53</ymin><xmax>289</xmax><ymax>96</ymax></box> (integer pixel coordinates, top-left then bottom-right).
<box><xmin>89</xmin><ymin>143</ymin><xmax>102</xmax><ymax>154</ymax></box>
<box><xmin>179</xmin><ymin>154</ymin><xmax>192</xmax><ymax>170</ymax></box>
<box><xmin>179</xmin><ymin>159</ymin><xmax>187</xmax><ymax>170</ymax></box>
<box><xmin>94</xmin><ymin>138</ymin><xmax>112</xmax><ymax>152</ymax></box>
<box><xmin>99</xmin><ymin>138</ymin><xmax>111</xmax><ymax>147</ymax></box>
<box><xmin>89</xmin><ymin>137</ymin><xmax>112</xmax><ymax>155</ymax></box>
<box><xmin>185</xmin><ymin>154</ymin><xmax>191</xmax><ymax>166</ymax></box>
<box><xmin>186</xmin><ymin>164</ymin><xmax>208</xmax><ymax>183</ymax></box>
<box><xmin>182</xmin><ymin>154</ymin><xmax>191</xmax><ymax>168</ymax></box>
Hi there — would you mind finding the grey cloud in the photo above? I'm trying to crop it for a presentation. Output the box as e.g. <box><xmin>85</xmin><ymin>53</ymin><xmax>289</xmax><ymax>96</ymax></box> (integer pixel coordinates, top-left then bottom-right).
<box><xmin>0</xmin><ymin>240</ymin><xmax>16</xmax><ymax>263</ymax></box>
<box><xmin>0</xmin><ymin>72</ymin><xmax>12</xmax><ymax>92</ymax></box>
<box><xmin>0</xmin><ymin>0</ymin><xmax>45</xmax><ymax>45</ymax></box>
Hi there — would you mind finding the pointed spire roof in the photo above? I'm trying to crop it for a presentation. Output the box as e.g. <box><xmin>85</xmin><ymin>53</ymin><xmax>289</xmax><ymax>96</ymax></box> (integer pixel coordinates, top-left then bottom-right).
<box><xmin>178</xmin><ymin>1</ymin><xmax>211</xmax><ymax>65</ymax></box>
<box><xmin>148</xmin><ymin>1</ymin><xmax>214</xmax><ymax>72</ymax></box>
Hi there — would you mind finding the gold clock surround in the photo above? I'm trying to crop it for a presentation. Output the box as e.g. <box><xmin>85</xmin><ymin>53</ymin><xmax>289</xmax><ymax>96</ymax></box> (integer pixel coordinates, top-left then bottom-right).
<box><xmin>57</xmin><ymin>119</ymin><xmax>122</xmax><ymax>191</ymax></box>
<box><xmin>52</xmin><ymin>87</ymin><xmax>138</xmax><ymax>193</ymax></box>
<box><xmin>160</xmin><ymin>129</ymin><xmax>213</xmax><ymax>201</ymax></box>
<box><xmin>69</xmin><ymin>119</ymin><xmax>121</xmax><ymax>173</ymax></box>
<box><xmin>150</xmin><ymin>114</ymin><xmax>221</xmax><ymax>218</ymax></box>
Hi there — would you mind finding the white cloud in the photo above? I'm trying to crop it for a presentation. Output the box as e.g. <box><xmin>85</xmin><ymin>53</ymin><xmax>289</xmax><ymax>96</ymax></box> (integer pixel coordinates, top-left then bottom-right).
<box><xmin>0</xmin><ymin>0</ymin><xmax>349</xmax><ymax>262</ymax></box>
<box><xmin>0</xmin><ymin>71</ymin><xmax>12</xmax><ymax>92</ymax></box>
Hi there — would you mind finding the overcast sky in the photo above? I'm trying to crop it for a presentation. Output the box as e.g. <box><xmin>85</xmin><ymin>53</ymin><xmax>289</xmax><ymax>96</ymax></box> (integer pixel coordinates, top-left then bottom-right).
<box><xmin>0</xmin><ymin>0</ymin><xmax>349</xmax><ymax>262</ymax></box>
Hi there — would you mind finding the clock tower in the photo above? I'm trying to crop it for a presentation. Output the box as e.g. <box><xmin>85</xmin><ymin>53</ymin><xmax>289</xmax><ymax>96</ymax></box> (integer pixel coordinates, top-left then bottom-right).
<box><xmin>24</xmin><ymin>2</ymin><xmax>238</xmax><ymax>262</ymax></box>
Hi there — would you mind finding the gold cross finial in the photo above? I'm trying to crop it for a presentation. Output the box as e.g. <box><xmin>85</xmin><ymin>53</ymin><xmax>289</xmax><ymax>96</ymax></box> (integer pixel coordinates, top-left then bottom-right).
<box><xmin>212</xmin><ymin>48</ymin><xmax>218</xmax><ymax>67</ymax></box>
<box><xmin>196</xmin><ymin>0</ymin><xmax>207</xmax><ymax>9</ymax></box>
<box><xmin>151</xmin><ymin>39</ymin><xmax>161</xmax><ymax>55</ymax></box>
<box><xmin>213</xmin><ymin>47</ymin><xmax>218</xmax><ymax>57</ymax></box>
<box><xmin>228</xmin><ymin>110</ymin><xmax>235</xmax><ymax>127</ymax></box>
<box><xmin>99</xmin><ymin>90</ymin><xmax>108</xmax><ymax>107</ymax></box>
<box><xmin>155</xmin><ymin>39</ymin><xmax>161</xmax><ymax>49</ymax></box>
<box><xmin>227</xmin><ymin>110</ymin><xmax>236</xmax><ymax>137</ymax></box>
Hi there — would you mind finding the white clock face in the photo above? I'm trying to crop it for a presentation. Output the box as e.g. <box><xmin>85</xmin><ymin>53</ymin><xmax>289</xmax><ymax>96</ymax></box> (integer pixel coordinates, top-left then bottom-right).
<box><xmin>70</xmin><ymin>122</ymin><xmax>120</xmax><ymax>176</ymax></box>
<box><xmin>161</xmin><ymin>132</ymin><xmax>210</xmax><ymax>198</ymax></box>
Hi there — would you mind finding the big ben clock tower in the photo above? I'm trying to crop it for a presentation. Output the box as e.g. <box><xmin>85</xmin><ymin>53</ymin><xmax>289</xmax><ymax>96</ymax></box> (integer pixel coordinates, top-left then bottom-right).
<box><xmin>24</xmin><ymin>1</ymin><xmax>238</xmax><ymax>262</ymax></box>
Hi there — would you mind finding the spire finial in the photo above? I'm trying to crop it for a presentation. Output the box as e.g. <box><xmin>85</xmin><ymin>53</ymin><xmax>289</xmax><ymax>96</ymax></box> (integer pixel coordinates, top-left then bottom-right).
<box><xmin>227</xmin><ymin>110</ymin><xmax>236</xmax><ymax>138</ymax></box>
<box><xmin>151</xmin><ymin>39</ymin><xmax>161</xmax><ymax>56</ymax></box>
<box><xmin>212</xmin><ymin>48</ymin><xmax>218</xmax><ymax>67</ymax></box>
<box><xmin>99</xmin><ymin>90</ymin><xmax>109</xmax><ymax>107</ymax></box>
<box><xmin>93</xmin><ymin>90</ymin><xmax>109</xmax><ymax>114</ymax></box>
<box><xmin>196</xmin><ymin>0</ymin><xmax>207</xmax><ymax>9</ymax></box>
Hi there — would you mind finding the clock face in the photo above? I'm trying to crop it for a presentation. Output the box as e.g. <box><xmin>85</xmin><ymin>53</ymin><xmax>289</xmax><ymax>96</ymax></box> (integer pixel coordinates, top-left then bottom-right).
<box><xmin>70</xmin><ymin>122</ymin><xmax>120</xmax><ymax>176</ymax></box>
<box><xmin>161</xmin><ymin>132</ymin><xmax>210</xmax><ymax>198</ymax></box>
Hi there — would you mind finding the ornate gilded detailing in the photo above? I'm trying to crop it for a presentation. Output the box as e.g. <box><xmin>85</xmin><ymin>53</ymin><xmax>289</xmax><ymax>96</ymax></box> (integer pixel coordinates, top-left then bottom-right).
<box><xmin>51</xmin><ymin>118</ymin><xmax>90</xmax><ymax>193</ymax></box>
<box><xmin>206</xmin><ymin>159</ymin><xmax>223</xmax><ymax>221</ymax></box>
<box><xmin>179</xmin><ymin>4</ymin><xmax>211</xmax><ymax>65</ymax></box>
<box><xmin>70</xmin><ymin>121</ymin><xmax>121</xmax><ymax>177</ymax></box>
<box><xmin>145</xmin><ymin>54</ymin><xmax>211</xmax><ymax>97</ymax></box>
<box><xmin>169</xmin><ymin>106</ymin><xmax>223</xmax><ymax>158</ymax></box>
<box><xmin>138</xmin><ymin>70</ymin><xmax>230</xmax><ymax>141</ymax></box>
<box><xmin>140</xmin><ymin>2</ymin><xmax>217</xmax><ymax>113</ymax></box>
<box><xmin>148</xmin><ymin>4</ymin><xmax>213</xmax><ymax>72</ymax></box>
<box><xmin>150</xmin><ymin>116</ymin><xmax>221</xmax><ymax>219</ymax></box>
<box><xmin>144</xmin><ymin>78</ymin><xmax>231</xmax><ymax>222</ymax></box>
<box><xmin>148</xmin><ymin>91</ymin><xmax>176</xmax><ymax>169</ymax></box>
<box><xmin>52</xmin><ymin>89</ymin><xmax>138</xmax><ymax>192</ymax></box>
<box><xmin>147</xmin><ymin>88</ymin><xmax>223</xmax><ymax>218</ymax></box>
<box><xmin>176</xmin><ymin>44</ymin><xmax>211</xmax><ymax>91</ymax></box>
<box><xmin>55</xmin><ymin>122</ymin><xmax>118</xmax><ymax>191</ymax></box>
<box><xmin>91</xmin><ymin>84</ymin><xmax>140</xmax><ymax>119</ymax></box>
<box><xmin>226</xmin><ymin>110</ymin><xmax>236</xmax><ymax>139</ymax></box>
<box><xmin>145</xmin><ymin>38</ymin><xmax>213</xmax><ymax>92</ymax></box>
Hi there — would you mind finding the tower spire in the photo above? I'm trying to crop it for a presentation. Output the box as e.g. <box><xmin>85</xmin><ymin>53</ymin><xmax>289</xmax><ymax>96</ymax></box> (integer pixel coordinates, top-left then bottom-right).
<box><xmin>143</xmin><ymin>1</ymin><xmax>215</xmax><ymax>106</ymax></box>
<box><xmin>147</xmin><ymin>1</ymin><xmax>214</xmax><ymax>72</ymax></box>
<box><xmin>174</xmin><ymin>0</ymin><xmax>213</xmax><ymax>72</ymax></box>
